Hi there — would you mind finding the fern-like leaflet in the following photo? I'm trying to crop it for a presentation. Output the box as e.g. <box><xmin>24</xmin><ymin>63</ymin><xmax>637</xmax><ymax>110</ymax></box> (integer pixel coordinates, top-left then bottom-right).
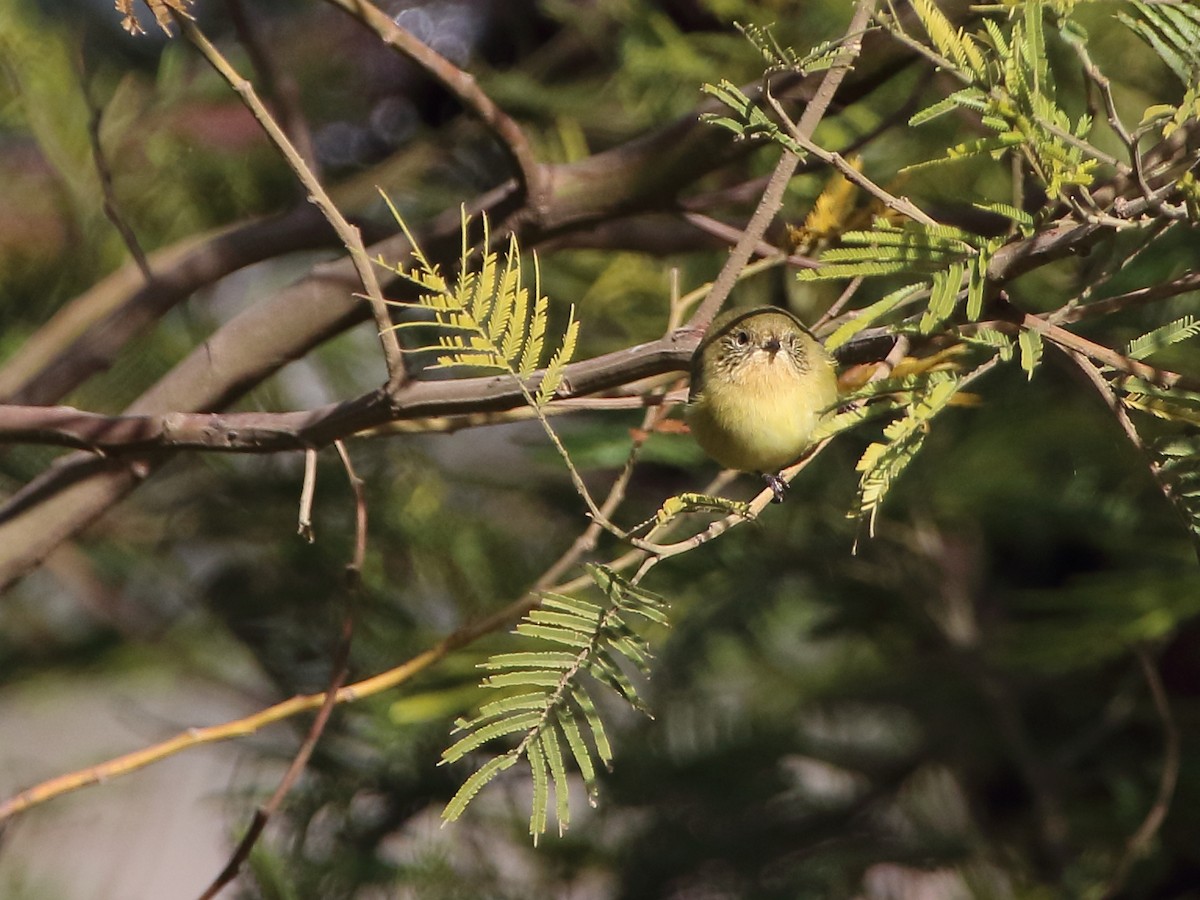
<box><xmin>376</xmin><ymin>198</ymin><xmax>579</xmax><ymax>406</ymax></box>
<box><xmin>440</xmin><ymin>565</ymin><xmax>667</xmax><ymax>842</ymax></box>
<box><xmin>853</xmin><ymin>372</ymin><xmax>961</xmax><ymax>538</ymax></box>
<box><xmin>900</xmin><ymin>0</ymin><xmax>1099</xmax><ymax>198</ymax></box>
<box><xmin>1127</xmin><ymin>316</ymin><xmax>1200</xmax><ymax>362</ymax></box>
<box><xmin>1154</xmin><ymin>437</ymin><xmax>1200</xmax><ymax>551</ymax></box>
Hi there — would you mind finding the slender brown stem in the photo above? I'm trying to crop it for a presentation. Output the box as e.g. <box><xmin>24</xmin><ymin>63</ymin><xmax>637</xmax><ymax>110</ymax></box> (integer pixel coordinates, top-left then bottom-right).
<box><xmin>1060</xmin><ymin>347</ymin><xmax>1200</xmax><ymax>565</ymax></box>
<box><xmin>196</xmin><ymin>599</ymin><xmax>354</xmax><ymax>900</ymax></box>
<box><xmin>1056</xmin><ymin>268</ymin><xmax>1200</xmax><ymax>325</ymax></box>
<box><xmin>335</xmin><ymin>440</ymin><xmax>368</xmax><ymax>579</ymax></box>
<box><xmin>1101</xmin><ymin>646</ymin><xmax>1180</xmax><ymax>899</ymax></box>
<box><xmin>77</xmin><ymin>43</ymin><xmax>153</xmax><ymax>280</ymax></box>
<box><xmin>297</xmin><ymin>448</ymin><xmax>318</xmax><ymax>542</ymax></box>
<box><xmin>324</xmin><ymin>0</ymin><xmax>544</xmax><ymax>211</ymax></box>
<box><xmin>176</xmin><ymin>15</ymin><xmax>406</xmax><ymax>386</ymax></box>
<box><xmin>224</xmin><ymin>0</ymin><xmax>321</xmax><ymax>176</ymax></box>
<box><xmin>764</xmin><ymin>89</ymin><xmax>937</xmax><ymax>227</ymax></box>
<box><xmin>689</xmin><ymin>0</ymin><xmax>878</xmax><ymax>331</ymax></box>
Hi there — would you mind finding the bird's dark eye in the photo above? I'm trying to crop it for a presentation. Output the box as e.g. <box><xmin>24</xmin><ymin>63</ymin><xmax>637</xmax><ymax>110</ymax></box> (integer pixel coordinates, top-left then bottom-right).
<box><xmin>735</xmin><ymin>330</ymin><xmax>750</xmax><ymax>346</ymax></box>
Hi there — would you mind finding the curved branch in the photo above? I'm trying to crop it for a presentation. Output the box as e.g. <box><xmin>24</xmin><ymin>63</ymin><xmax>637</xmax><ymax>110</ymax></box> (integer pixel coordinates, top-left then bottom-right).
<box><xmin>0</xmin><ymin>205</ymin><xmax>347</xmax><ymax>405</ymax></box>
<box><xmin>325</xmin><ymin>0</ymin><xmax>546</xmax><ymax>210</ymax></box>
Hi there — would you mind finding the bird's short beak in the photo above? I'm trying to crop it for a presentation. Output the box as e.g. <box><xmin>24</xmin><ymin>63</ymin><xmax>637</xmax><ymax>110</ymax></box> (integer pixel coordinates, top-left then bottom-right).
<box><xmin>763</xmin><ymin>336</ymin><xmax>782</xmax><ymax>355</ymax></box>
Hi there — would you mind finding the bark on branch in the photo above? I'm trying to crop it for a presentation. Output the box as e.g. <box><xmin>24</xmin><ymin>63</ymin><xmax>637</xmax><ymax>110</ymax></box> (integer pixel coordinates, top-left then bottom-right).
<box><xmin>0</xmin><ymin>331</ymin><xmax>697</xmax><ymax>454</ymax></box>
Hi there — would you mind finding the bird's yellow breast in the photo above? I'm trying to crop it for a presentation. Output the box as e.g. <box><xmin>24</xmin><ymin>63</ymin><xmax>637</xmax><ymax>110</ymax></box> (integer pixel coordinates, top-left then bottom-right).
<box><xmin>688</xmin><ymin>348</ymin><xmax>837</xmax><ymax>474</ymax></box>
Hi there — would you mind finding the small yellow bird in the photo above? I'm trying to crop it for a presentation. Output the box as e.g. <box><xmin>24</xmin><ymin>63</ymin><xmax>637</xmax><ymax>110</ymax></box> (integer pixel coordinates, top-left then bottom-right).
<box><xmin>686</xmin><ymin>306</ymin><xmax>838</xmax><ymax>502</ymax></box>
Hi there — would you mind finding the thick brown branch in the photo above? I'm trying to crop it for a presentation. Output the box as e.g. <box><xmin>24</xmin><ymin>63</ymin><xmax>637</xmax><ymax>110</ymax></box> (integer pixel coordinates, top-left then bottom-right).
<box><xmin>0</xmin><ymin>332</ymin><xmax>697</xmax><ymax>454</ymax></box>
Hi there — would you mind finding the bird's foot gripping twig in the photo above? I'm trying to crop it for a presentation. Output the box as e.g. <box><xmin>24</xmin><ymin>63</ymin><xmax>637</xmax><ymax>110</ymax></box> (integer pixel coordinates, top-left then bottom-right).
<box><xmin>763</xmin><ymin>472</ymin><xmax>788</xmax><ymax>504</ymax></box>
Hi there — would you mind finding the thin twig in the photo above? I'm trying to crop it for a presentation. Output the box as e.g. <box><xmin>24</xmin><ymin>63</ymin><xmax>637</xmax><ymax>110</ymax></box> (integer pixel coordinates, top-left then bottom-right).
<box><xmin>224</xmin><ymin>0</ymin><xmax>320</xmax><ymax>177</ymax></box>
<box><xmin>815</xmin><ymin>276</ymin><xmax>865</xmax><ymax>331</ymax></box>
<box><xmin>176</xmin><ymin>15</ymin><xmax>406</xmax><ymax>386</ymax></box>
<box><xmin>196</xmin><ymin>594</ymin><xmax>354</xmax><ymax>900</ymax></box>
<box><xmin>679</xmin><ymin>211</ymin><xmax>819</xmax><ymax>269</ymax></box>
<box><xmin>323</xmin><ymin>0</ymin><xmax>544</xmax><ymax>211</ymax></box>
<box><xmin>1001</xmin><ymin>299</ymin><xmax>1196</xmax><ymax>392</ymax></box>
<box><xmin>297</xmin><ymin>447</ymin><xmax>318</xmax><ymax>542</ymax></box>
<box><xmin>1101</xmin><ymin>645</ymin><xmax>1181</xmax><ymax>900</ymax></box>
<box><xmin>763</xmin><ymin>88</ymin><xmax>938</xmax><ymax>227</ymax></box>
<box><xmin>1063</xmin><ymin>29</ymin><xmax>1151</xmax><ymax>199</ymax></box>
<box><xmin>877</xmin><ymin>2</ymin><xmax>969</xmax><ymax>86</ymax></box>
<box><xmin>334</xmin><ymin>440</ymin><xmax>367</xmax><ymax>579</ymax></box>
<box><xmin>197</xmin><ymin>437</ymin><xmax>369</xmax><ymax>897</ymax></box>
<box><xmin>1056</xmin><ymin>265</ymin><xmax>1199</xmax><ymax>325</ymax></box>
<box><xmin>77</xmin><ymin>43</ymin><xmax>153</xmax><ymax>281</ymax></box>
<box><xmin>1060</xmin><ymin>347</ymin><xmax>1200</xmax><ymax>565</ymax></box>
<box><xmin>689</xmin><ymin>0</ymin><xmax>879</xmax><ymax>331</ymax></box>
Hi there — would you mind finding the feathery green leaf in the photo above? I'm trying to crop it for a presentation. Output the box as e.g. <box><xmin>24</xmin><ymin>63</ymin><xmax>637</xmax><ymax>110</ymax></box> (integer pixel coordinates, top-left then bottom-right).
<box><xmin>1018</xmin><ymin>328</ymin><xmax>1044</xmax><ymax>379</ymax></box>
<box><xmin>528</xmin><ymin>738</ymin><xmax>549</xmax><ymax>843</ymax></box>
<box><xmin>442</xmin><ymin>754</ymin><xmax>519</xmax><ymax>823</ymax></box>
<box><xmin>538</xmin><ymin>725</ymin><xmax>571</xmax><ymax>837</ymax></box>
<box><xmin>1127</xmin><ymin>316</ymin><xmax>1200</xmax><ymax>361</ymax></box>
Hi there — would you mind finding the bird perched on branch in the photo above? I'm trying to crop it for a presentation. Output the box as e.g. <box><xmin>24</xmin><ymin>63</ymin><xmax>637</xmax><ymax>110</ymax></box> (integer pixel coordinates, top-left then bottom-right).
<box><xmin>687</xmin><ymin>306</ymin><xmax>838</xmax><ymax>502</ymax></box>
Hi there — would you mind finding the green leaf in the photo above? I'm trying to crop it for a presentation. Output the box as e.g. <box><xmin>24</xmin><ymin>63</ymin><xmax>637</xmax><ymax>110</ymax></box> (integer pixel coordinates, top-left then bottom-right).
<box><xmin>538</xmin><ymin>306</ymin><xmax>579</xmax><ymax>404</ymax></box>
<box><xmin>572</xmin><ymin>685</ymin><xmax>614</xmax><ymax>767</ymax></box>
<box><xmin>442</xmin><ymin>753</ymin><xmax>519</xmax><ymax>823</ymax></box>
<box><xmin>585</xmin><ymin>648</ymin><xmax>645</xmax><ymax>710</ymax></box>
<box><xmin>539</xmin><ymin>725</ymin><xmax>571</xmax><ymax>836</ymax></box>
<box><xmin>539</xmin><ymin>592</ymin><xmax>604</xmax><ymax>620</ymax></box>
<box><xmin>963</xmin><ymin>327</ymin><xmax>1014</xmax><ymax>361</ymax></box>
<box><xmin>966</xmin><ymin>255</ymin><xmax>986</xmax><ymax>321</ymax></box>
<box><xmin>1018</xmin><ymin>328</ymin><xmax>1043</xmax><ymax>379</ymax></box>
<box><xmin>526</xmin><ymin>608</ymin><xmax>600</xmax><ymax>635</ymax></box>
<box><xmin>607</xmin><ymin>630</ymin><xmax>652</xmax><ymax>671</ymax></box>
<box><xmin>477</xmin><ymin>692</ymin><xmax>552</xmax><ymax>719</ymax></box>
<box><xmin>481</xmin><ymin>651</ymin><xmax>583</xmax><ymax>671</ymax></box>
<box><xmin>556</xmin><ymin>710</ymin><xmax>599</xmax><ymax>804</ymax></box>
<box><xmin>911</xmin><ymin>0</ymin><xmax>981</xmax><ymax>74</ymax></box>
<box><xmin>826</xmin><ymin>283</ymin><xmax>926</xmax><ymax>351</ymax></box>
<box><xmin>481</xmin><ymin>670</ymin><xmax>565</xmax><ymax>689</ymax></box>
<box><xmin>909</xmin><ymin>87</ymin><xmax>988</xmax><ymax>126</ymax></box>
<box><xmin>1024</xmin><ymin>0</ymin><xmax>1047</xmax><ymax>95</ymax></box>
<box><xmin>378</xmin><ymin>198</ymin><xmax>580</xmax><ymax>411</ymax></box>
<box><xmin>442</xmin><ymin>710</ymin><xmax>543</xmax><ymax>762</ymax></box>
<box><xmin>972</xmin><ymin>201</ymin><xmax>1034</xmax><ymax>229</ymax></box>
<box><xmin>853</xmin><ymin>375</ymin><xmax>961</xmax><ymax>535</ymax></box>
<box><xmin>1118</xmin><ymin>2</ymin><xmax>1200</xmax><ymax>85</ymax></box>
<box><xmin>1127</xmin><ymin>316</ymin><xmax>1200</xmax><ymax>361</ymax></box>
<box><xmin>903</xmin><ymin>134</ymin><xmax>1024</xmax><ymax>172</ymax></box>
<box><xmin>528</xmin><ymin>738</ymin><xmax>549</xmax><ymax>843</ymax></box>
<box><xmin>920</xmin><ymin>262</ymin><xmax>965</xmax><ymax>333</ymax></box>
<box><xmin>439</xmin><ymin>566</ymin><xmax>666</xmax><ymax>841</ymax></box>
